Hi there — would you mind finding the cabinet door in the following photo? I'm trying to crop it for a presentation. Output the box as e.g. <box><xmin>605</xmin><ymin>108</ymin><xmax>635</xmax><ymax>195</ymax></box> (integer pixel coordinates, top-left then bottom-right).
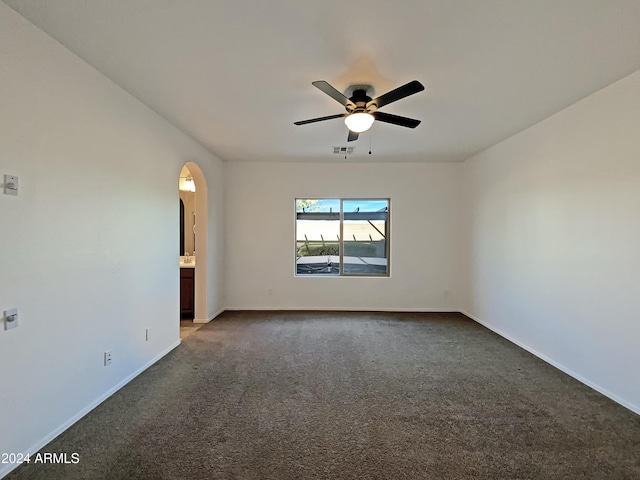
<box><xmin>180</xmin><ymin>268</ymin><xmax>194</xmax><ymax>319</ymax></box>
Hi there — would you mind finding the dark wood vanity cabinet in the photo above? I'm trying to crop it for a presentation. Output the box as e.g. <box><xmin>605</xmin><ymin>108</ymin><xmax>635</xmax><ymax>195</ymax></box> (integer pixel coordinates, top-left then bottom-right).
<box><xmin>180</xmin><ymin>268</ymin><xmax>194</xmax><ymax>319</ymax></box>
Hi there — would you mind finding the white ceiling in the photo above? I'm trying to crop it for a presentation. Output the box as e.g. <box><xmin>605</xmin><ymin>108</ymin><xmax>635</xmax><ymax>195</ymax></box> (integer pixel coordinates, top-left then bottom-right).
<box><xmin>5</xmin><ymin>0</ymin><xmax>640</xmax><ymax>163</ymax></box>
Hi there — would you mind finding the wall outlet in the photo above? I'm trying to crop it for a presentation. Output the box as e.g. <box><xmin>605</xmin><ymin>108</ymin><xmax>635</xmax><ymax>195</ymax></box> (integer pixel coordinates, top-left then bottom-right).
<box><xmin>4</xmin><ymin>308</ymin><xmax>18</xmax><ymax>330</ymax></box>
<box><xmin>3</xmin><ymin>175</ymin><xmax>18</xmax><ymax>196</ymax></box>
<box><xmin>104</xmin><ymin>350</ymin><xmax>112</xmax><ymax>366</ymax></box>
<box><xmin>146</xmin><ymin>328</ymin><xmax>151</xmax><ymax>341</ymax></box>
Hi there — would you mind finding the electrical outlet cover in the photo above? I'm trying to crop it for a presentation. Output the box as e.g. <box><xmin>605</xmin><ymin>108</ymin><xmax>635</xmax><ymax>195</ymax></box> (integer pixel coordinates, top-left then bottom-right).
<box><xmin>4</xmin><ymin>308</ymin><xmax>18</xmax><ymax>330</ymax></box>
<box><xmin>4</xmin><ymin>175</ymin><xmax>18</xmax><ymax>196</ymax></box>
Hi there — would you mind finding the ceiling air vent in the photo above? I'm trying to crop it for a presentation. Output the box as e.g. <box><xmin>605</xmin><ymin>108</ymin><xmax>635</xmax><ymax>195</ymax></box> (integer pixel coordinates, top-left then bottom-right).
<box><xmin>333</xmin><ymin>146</ymin><xmax>354</xmax><ymax>155</ymax></box>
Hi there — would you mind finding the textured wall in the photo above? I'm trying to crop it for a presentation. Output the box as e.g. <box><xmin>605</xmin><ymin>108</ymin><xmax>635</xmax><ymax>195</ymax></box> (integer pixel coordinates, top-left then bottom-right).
<box><xmin>224</xmin><ymin>161</ymin><xmax>465</xmax><ymax>311</ymax></box>
<box><xmin>462</xmin><ymin>69</ymin><xmax>640</xmax><ymax>413</ymax></box>
<box><xmin>0</xmin><ymin>5</ymin><xmax>224</xmax><ymax>476</ymax></box>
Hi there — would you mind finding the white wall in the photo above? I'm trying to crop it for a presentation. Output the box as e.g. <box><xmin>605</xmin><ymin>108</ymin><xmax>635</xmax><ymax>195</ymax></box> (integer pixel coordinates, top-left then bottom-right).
<box><xmin>225</xmin><ymin>162</ymin><xmax>464</xmax><ymax>311</ymax></box>
<box><xmin>0</xmin><ymin>5</ymin><xmax>224</xmax><ymax>476</ymax></box>
<box><xmin>462</xmin><ymin>69</ymin><xmax>640</xmax><ymax>413</ymax></box>
<box><xmin>188</xmin><ymin>159</ymin><xmax>226</xmax><ymax>322</ymax></box>
<box><xmin>206</xmin><ymin>168</ymin><xmax>226</xmax><ymax>320</ymax></box>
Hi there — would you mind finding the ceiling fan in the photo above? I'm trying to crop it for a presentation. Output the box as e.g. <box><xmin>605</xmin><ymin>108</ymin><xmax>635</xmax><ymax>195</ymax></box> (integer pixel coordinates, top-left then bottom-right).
<box><xmin>294</xmin><ymin>80</ymin><xmax>425</xmax><ymax>142</ymax></box>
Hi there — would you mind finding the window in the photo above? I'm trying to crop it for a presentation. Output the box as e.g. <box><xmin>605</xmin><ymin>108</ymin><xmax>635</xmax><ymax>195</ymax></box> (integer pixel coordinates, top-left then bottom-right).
<box><xmin>295</xmin><ymin>198</ymin><xmax>390</xmax><ymax>276</ymax></box>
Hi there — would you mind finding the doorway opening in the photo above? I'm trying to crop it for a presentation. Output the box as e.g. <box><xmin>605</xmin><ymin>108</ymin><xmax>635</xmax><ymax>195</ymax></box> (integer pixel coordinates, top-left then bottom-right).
<box><xmin>178</xmin><ymin>162</ymin><xmax>208</xmax><ymax>338</ymax></box>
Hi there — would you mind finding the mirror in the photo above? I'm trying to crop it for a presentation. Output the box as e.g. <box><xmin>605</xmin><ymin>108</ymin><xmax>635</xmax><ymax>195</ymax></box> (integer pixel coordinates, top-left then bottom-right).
<box><xmin>179</xmin><ymin>165</ymin><xmax>196</xmax><ymax>255</ymax></box>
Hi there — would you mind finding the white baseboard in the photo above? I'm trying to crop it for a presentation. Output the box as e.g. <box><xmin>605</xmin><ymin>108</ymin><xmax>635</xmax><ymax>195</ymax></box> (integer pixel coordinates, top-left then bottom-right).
<box><xmin>460</xmin><ymin>310</ymin><xmax>640</xmax><ymax>416</ymax></box>
<box><xmin>223</xmin><ymin>306</ymin><xmax>463</xmax><ymax>313</ymax></box>
<box><xmin>0</xmin><ymin>340</ymin><xmax>181</xmax><ymax>480</ymax></box>
<box><xmin>193</xmin><ymin>307</ymin><xmax>226</xmax><ymax>324</ymax></box>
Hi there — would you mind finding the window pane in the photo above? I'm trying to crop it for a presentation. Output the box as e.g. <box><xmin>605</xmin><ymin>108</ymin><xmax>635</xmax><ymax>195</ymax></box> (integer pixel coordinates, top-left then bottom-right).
<box><xmin>295</xmin><ymin>199</ymin><xmax>340</xmax><ymax>275</ymax></box>
<box><xmin>342</xmin><ymin>199</ymin><xmax>389</xmax><ymax>275</ymax></box>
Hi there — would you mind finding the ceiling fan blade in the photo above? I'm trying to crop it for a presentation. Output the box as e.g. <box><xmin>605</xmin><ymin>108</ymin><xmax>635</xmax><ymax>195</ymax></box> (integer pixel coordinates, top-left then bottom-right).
<box><xmin>368</xmin><ymin>80</ymin><xmax>424</xmax><ymax>109</ymax></box>
<box><xmin>312</xmin><ymin>81</ymin><xmax>355</xmax><ymax>108</ymax></box>
<box><xmin>372</xmin><ymin>111</ymin><xmax>421</xmax><ymax>128</ymax></box>
<box><xmin>347</xmin><ymin>130</ymin><xmax>359</xmax><ymax>142</ymax></box>
<box><xmin>294</xmin><ymin>113</ymin><xmax>347</xmax><ymax>126</ymax></box>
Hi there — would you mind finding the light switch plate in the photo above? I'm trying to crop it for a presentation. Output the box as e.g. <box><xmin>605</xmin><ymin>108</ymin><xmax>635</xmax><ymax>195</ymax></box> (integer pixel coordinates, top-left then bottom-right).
<box><xmin>4</xmin><ymin>308</ymin><xmax>18</xmax><ymax>330</ymax></box>
<box><xmin>4</xmin><ymin>175</ymin><xmax>18</xmax><ymax>196</ymax></box>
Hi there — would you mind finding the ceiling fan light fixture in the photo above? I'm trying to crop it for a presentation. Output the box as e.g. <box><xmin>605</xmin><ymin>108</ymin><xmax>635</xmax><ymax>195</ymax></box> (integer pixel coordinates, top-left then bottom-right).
<box><xmin>344</xmin><ymin>112</ymin><xmax>374</xmax><ymax>133</ymax></box>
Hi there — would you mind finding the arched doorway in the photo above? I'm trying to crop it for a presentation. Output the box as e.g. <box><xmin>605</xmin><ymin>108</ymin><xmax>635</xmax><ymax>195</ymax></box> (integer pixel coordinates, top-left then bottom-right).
<box><xmin>178</xmin><ymin>163</ymin><xmax>208</xmax><ymax>335</ymax></box>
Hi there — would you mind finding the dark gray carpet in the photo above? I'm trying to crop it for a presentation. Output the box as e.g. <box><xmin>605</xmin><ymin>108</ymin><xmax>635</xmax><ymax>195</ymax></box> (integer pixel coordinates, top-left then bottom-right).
<box><xmin>7</xmin><ymin>311</ymin><xmax>640</xmax><ymax>479</ymax></box>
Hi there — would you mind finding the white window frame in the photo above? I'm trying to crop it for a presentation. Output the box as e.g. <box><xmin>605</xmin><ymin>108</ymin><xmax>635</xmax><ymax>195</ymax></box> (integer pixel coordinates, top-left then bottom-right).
<box><xmin>295</xmin><ymin>198</ymin><xmax>390</xmax><ymax>277</ymax></box>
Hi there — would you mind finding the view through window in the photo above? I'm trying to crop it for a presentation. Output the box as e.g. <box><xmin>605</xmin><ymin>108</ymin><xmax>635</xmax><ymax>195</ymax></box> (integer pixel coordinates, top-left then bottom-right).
<box><xmin>295</xmin><ymin>199</ymin><xmax>389</xmax><ymax>276</ymax></box>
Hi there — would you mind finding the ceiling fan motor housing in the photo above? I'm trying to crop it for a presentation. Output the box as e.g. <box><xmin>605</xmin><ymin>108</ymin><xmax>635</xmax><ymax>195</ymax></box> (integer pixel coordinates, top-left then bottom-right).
<box><xmin>346</xmin><ymin>89</ymin><xmax>377</xmax><ymax>114</ymax></box>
